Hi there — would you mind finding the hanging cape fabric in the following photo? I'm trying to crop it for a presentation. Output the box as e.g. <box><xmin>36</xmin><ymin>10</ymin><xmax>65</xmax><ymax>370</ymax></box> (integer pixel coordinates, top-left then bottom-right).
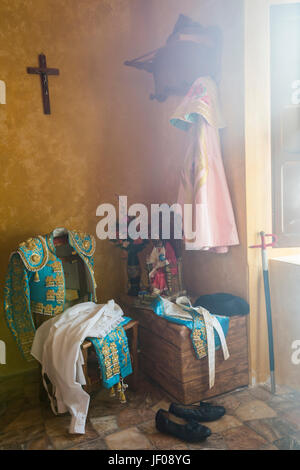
<box><xmin>170</xmin><ymin>76</ymin><xmax>239</xmax><ymax>252</ymax></box>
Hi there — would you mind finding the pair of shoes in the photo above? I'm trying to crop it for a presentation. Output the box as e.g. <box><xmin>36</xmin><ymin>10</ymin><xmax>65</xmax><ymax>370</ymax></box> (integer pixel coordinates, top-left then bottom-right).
<box><xmin>169</xmin><ymin>401</ymin><xmax>226</xmax><ymax>423</ymax></box>
<box><xmin>155</xmin><ymin>401</ymin><xmax>226</xmax><ymax>443</ymax></box>
<box><xmin>155</xmin><ymin>409</ymin><xmax>211</xmax><ymax>443</ymax></box>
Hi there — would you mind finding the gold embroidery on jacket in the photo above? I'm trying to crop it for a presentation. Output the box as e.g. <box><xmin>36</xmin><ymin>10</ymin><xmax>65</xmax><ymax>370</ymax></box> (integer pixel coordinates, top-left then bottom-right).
<box><xmin>46</xmin><ymin>289</ymin><xmax>64</xmax><ymax>303</ymax></box>
<box><xmin>56</xmin><ymin>289</ymin><xmax>64</xmax><ymax>303</ymax></box>
<box><xmin>53</xmin><ymin>305</ymin><xmax>64</xmax><ymax>315</ymax></box>
<box><xmin>45</xmin><ymin>276</ymin><xmax>56</xmax><ymax>287</ymax></box>
<box><xmin>192</xmin><ymin>329</ymin><xmax>207</xmax><ymax>359</ymax></box>
<box><xmin>55</xmin><ymin>272</ymin><xmax>64</xmax><ymax>285</ymax></box>
<box><xmin>31</xmin><ymin>302</ymin><xmax>63</xmax><ymax>317</ymax></box>
<box><xmin>44</xmin><ymin>304</ymin><xmax>54</xmax><ymax>316</ymax></box>
<box><xmin>31</xmin><ymin>301</ymin><xmax>44</xmax><ymax>314</ymax></box>
<box><xmin>51</xmin><ymin>261</ymin><xmax>62</xmax><ymax>273</ymax></box>
<box><xmin>46</xmin><ymin>290</ymin><xmax>56</xmax><ymax>301</ymax></box>
<box><xmin>17</xmin><ymin>236</ymin><xmax>48</xmax><ymax>272</ymax></box>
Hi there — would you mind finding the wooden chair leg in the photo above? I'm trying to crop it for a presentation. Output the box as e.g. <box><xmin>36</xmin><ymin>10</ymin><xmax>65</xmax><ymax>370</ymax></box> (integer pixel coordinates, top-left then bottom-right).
<box><xmin>81</xmin><ymin>346</ymin><xmax>91</xmax><ymax>393</ymax></box>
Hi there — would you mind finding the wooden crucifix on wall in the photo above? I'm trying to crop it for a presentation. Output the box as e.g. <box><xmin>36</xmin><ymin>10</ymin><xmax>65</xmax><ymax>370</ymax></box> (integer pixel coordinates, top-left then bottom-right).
<box><xmin>27</xmin><ymin>54</ymin><xmax>59</xmax><ymax>114</ymax></box>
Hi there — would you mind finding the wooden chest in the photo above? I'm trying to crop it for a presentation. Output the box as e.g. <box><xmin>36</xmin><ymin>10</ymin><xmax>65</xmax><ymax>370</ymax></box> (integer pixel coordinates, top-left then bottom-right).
<box><xmin>121</xmin><ymin>296</ymin><xmax>249</xmax><ymax>404</ymax></box>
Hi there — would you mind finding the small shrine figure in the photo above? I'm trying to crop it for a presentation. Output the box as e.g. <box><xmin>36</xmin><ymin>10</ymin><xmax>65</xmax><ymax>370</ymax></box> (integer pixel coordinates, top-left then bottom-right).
<box><xmin>110</xmin><ymin>217</ymin><xmax>148</xmax><ymax>296</ymax></box>
<box><xmin>147</xmin><ymin>240</ymin><xmax>178</xmax><ymax>295</ymax></box>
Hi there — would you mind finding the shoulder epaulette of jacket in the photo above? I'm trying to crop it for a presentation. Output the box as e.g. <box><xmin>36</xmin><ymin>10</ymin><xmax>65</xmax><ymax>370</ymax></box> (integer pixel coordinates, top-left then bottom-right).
<box><xmin>17</xmin><ymin>235</ymin><xmax>48</xmax><ymax>272</ymax></box>
<box><xmin>69</xmin><ymin>230</ymin><xmax>96</xmax><ymax>258</ymax></box>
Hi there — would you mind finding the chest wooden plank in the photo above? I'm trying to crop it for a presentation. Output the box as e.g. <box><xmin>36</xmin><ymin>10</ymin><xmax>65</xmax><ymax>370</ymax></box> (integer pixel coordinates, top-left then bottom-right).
<box><xmin>121</xmin><ymin>296</ymin><xmax>249</xmax><ymax>404</ymax></box>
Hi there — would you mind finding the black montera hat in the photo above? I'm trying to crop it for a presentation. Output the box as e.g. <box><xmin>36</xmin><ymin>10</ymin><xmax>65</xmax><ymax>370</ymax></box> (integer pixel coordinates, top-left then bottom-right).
<box><xmin>194</xmin><ymin>293</ymin><xmax>250</xmax><ymax>317</ymax></box>
<box><xmin>124</xmin><ymin>14</ymin><xmax>222</xmax><ymax>102</ymax></box>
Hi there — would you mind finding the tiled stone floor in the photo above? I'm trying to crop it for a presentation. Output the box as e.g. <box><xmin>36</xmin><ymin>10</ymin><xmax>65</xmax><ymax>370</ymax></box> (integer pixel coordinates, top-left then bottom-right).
<box><xmin>1</xmin><ymin>375</ymin><xmax>300</xmax><ymax>450</ymax></box>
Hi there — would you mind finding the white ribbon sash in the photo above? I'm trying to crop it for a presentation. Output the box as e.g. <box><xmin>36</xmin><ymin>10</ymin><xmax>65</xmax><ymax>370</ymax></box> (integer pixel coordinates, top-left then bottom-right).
<box><xmin>176</xmin><ymin>296</ymin><xmax>230</xmax><ymax>388</ymax></box>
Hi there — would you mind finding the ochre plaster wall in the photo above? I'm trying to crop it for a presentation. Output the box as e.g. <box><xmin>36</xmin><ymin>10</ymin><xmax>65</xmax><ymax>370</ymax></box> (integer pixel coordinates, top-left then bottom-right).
<box><xmin>0</xmin><ymin>0</ymin><xmax>163</xmax><ymax>377</ymax></box>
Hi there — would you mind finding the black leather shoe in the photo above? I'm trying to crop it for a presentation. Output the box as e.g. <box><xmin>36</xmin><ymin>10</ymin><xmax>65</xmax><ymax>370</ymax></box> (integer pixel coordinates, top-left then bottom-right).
<box><xmin>155</xmin><ymin>409</ymin><xmax>211</xmax><ymax>443</ymax></box>
<box><xmin>169</xmin><ymin>401</ymin><xmax>226</xmax><ymax>423</ymax></box>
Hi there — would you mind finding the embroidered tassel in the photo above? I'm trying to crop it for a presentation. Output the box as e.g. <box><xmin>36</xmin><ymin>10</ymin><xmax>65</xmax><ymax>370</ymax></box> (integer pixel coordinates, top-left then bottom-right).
<box><xmin>34</xmin><ymin>271</ymin><xmax>40</xmax><ymax>282</ymax></box>
<box><xmin>120</xmin><ymin>390</ymin><xmax>126</xmax><ymax>404</ymax></box>
<box><xmin>109</xmin><ymin>386</ymin><xmax>115</xmax><ymax>397</ymax></box>
<box><xmin>119</xmin><ymin>378</ymin><xmax>128</xmax><ymax>404</ymax></box>
<box><xmin>116</xmin><ymin>381</ymin><xmax>126</xmax><ymax>402</ymax></box>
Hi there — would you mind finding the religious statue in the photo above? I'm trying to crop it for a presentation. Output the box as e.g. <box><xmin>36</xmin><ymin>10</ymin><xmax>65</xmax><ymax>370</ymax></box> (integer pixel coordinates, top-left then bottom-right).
<box><xmin>110</xmin><ymin>218</ymin><xmax>148</xmax><ymax>296</ymax></box>
<box><xmin>147</xmin><ymin>239</ymin><xmax>178</xmax><ymax>295</ymax></box>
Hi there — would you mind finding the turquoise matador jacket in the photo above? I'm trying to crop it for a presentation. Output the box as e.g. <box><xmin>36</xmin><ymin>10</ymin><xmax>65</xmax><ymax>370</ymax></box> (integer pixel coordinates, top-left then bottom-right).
<box><xmin>4</xmin><ymin>228</ymin><xmax>97</xmax><ymax>361</ymax></box>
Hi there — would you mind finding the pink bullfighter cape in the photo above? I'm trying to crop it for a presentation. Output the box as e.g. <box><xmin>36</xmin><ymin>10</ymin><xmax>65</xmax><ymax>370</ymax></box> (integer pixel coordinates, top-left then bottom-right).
<box><xmin>170</xmin><ymin>77</ymin><xmax>239</xmax><ymax>253</ymax></box>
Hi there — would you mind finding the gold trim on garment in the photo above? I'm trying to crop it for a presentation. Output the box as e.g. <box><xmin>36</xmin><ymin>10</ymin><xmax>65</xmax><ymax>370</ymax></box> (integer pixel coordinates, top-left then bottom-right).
<box><xmin>111</xmin><ymin>342</ymin><xmax>121</xmax><ymax>375</ymax></box>
<box><xmin>19</xmin><ymin>331</ymin><xmax>36</xmax><ymax>361</ymax></box>
<box><xmin>51</xmin><ymin>261</ymin><xmax>62</xmax><ymax>273</ymax></box>
<box><xmin>68</xmin><ymin>238</ymin><xmax>97</xmax><ymax>300</ymax></box>
<box><xmin>53</xmin><ymin>305</ymin><xmax>63</xmax><ymax>315</ymax></box>
<box><xmin>45</xmin><ymin>233</ymin><xmax>56</xmax><ymax>255</ymax></box>
<box><xmin>31</xmin><ymin>301</ymin><xmax>53</xmax><ymax>316</ymax></box>
<box><xmin>55</xmin><ymin>272</ymin><xmax>64</xmax><ymax>285</ymax></box>
<box><xmin>17</xmin><ymin>236</ymin><xmax>48</xmax><ymax>272</ymax></box>
<box><xmin>44</xmin><ymin>304</ymin><xmax>53</xmax><ymax>316</ymax></box>
<box><xmin>192</xmin><ymin>329</ymin><xmax>207</xmax><ymax>359</ymax></box>
<box><xmin>31</xmin><ymin>301</ymin><xmax>44</xmax><ymax>314</ymax></box>
<box><xmin>31</xmin><ymin>301</ymin><xmax>64</xmax><ymax>317</ymax></box>
<box><xmin>46</xmin><ymin>290</ymin><xmax>56</xmax><ymax>302</ymax></box>
<box><xmin>100</xmin><ymin>341</ymin><xmax>121</xmax><ymax>380</ymax></box>
<box><xmin>45</xmin><ymin>273</ymin><xmax>64</xmax><ymax>288</ymax></box>
<box><xmin>46</xmin><ymin>289</ymin><xmax>64</xmax><ymax>303</ymax></box>
<box><xmin>45</xmin><ymin>276</ymin><xmax>56</xmax><ymax>287</ymax></box>
<box><xmin>69</xmin><ymin>230</ymin><xmax>96</xmax><ymax>257</ymax></box>
<box><xmin>56</xmin><ymin>289</ymin><xmax>64</xmax><ymax>303</ymax></box>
